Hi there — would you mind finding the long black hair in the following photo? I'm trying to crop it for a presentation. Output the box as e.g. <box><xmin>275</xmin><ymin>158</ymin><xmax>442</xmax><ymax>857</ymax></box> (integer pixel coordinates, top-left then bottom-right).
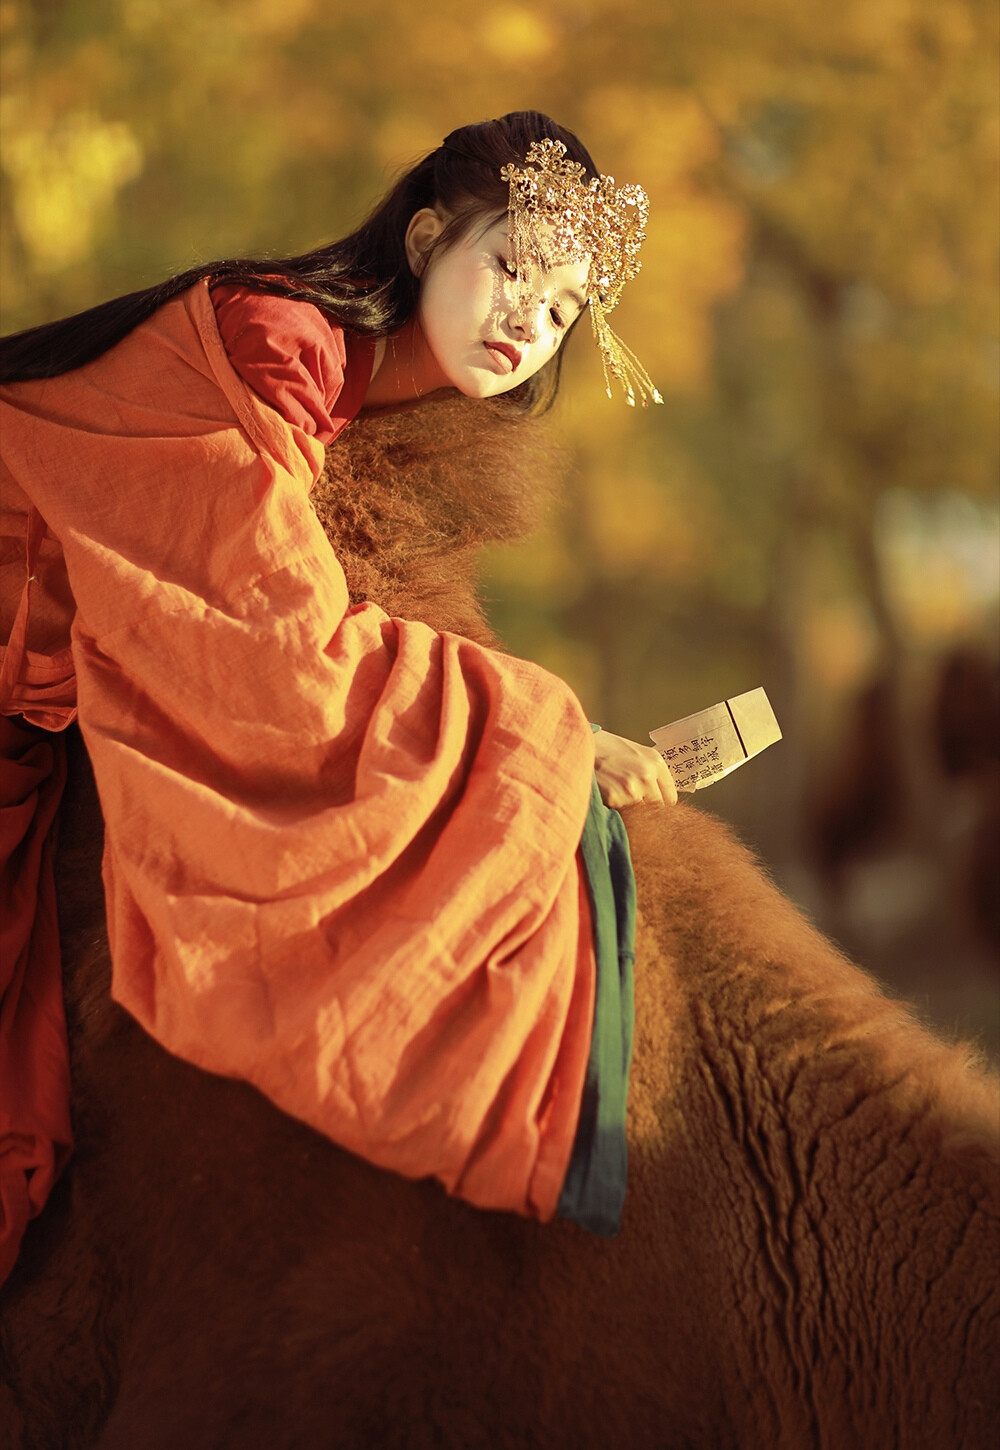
<box><xmin>0</xmin><ymin>111</ymin><xmax>598</xmax><ymax>414</ymax></box>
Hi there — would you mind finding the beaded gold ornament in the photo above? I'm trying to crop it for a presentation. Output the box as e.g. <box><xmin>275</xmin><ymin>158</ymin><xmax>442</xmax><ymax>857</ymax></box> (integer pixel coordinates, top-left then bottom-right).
<box><xmin>500</xmin><ymin>138</ymin><xmax>663</xmax><ymax>407</ymax></box>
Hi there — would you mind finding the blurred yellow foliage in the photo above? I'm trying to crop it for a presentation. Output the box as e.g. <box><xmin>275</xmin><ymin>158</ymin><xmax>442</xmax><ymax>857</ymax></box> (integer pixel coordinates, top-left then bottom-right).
<box><xmin>876</xmin><ymin>491</ymin><xmax>1000</xmax><ymax>645</ymax></box>
<box><xmin>1</xmin><ymin>106</ymin><xmax>143</xmax><ymax>273</ymax></box>
<box><xmin>800</xmin><ymin>601</ymin><xmax>881</xmax><ymax>697</ymax></box>
<box><xmin>580</xmin><ymin>455</ymin><xmax>722</xmax><ymax>585</ymax></box>
<box><xmin>477</xmin><ymin>9</ymin><xmax>558</xmax><ymax>64</ymax></box>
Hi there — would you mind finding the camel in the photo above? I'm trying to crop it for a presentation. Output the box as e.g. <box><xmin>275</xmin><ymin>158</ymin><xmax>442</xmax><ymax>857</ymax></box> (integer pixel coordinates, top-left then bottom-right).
<box><xmin>2</xmin><ymin>399</ymin><xmax>997</xmax><ymax>1449</ymax></box>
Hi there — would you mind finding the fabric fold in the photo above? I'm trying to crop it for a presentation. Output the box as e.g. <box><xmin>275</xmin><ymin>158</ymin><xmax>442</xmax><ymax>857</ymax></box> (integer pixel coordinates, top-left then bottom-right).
<box><xmin>0</xmin><ymin>280</ymin><xmax>600</xmax><ymax>1224</ymax></box>
<box><xmin>557</xmin><ymin>776</ymin><xmax>636</xmax><ymax>1235</ymax></box>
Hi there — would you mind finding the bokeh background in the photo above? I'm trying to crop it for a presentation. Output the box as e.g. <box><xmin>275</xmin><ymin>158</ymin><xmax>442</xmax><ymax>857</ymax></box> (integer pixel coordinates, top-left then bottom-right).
<box><xmin>2</xmin><ymin>0</ymin><xmax>998</xmax><ymax>1060</ymax></box>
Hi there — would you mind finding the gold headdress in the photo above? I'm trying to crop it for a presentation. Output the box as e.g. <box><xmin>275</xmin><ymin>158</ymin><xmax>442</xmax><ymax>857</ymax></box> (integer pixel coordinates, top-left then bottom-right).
<box><xmin>500</xmin><ymin>139</ymin><xmax>663</xmax><ymax>407</ymax></box>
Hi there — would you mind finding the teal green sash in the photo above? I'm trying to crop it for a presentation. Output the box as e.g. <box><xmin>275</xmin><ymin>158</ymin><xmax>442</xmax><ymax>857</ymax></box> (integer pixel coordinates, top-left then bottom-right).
<box><xmin>557</xmin><ymin>773</ymin><xmax>636</xmax><ymax>1236</ymax></box>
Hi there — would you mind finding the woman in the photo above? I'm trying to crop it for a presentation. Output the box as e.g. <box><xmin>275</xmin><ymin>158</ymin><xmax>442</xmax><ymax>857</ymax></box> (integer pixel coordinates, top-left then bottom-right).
<box><xmin>0</xmin><ymin>111</ymin><xmax>675</xmax><ymax>1282</ymax></box>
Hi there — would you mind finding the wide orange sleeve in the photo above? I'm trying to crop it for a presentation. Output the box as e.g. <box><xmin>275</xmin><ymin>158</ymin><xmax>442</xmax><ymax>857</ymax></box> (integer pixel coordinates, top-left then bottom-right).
<box><xmin>0</xmin><ymin>281</ymin><xmax>597</xmax><ymax>1222</ymax></box>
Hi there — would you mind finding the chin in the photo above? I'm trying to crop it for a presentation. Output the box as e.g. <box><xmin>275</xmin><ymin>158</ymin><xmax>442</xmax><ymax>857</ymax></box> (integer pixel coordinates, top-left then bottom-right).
<box><xmin>466</xmin><ymin>366</ymin><xmax>533</xmax><ymax>401</ymax></box>
<box><xmin>454</xmin><ymin>376</ymin><xmax>506</xmax><ymax>401</ymax></box>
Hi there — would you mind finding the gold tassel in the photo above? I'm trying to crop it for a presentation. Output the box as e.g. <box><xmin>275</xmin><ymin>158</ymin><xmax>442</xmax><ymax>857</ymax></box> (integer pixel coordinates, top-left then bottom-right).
<box><xmin>591</xmin><ymin>298</ymin><xmax>664</xmax><ymax>408</ymax></box>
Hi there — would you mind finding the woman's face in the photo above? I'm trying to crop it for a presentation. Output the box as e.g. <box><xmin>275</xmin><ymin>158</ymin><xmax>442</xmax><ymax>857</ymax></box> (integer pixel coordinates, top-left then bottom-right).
<box><xmin>409</xmin><ymin>213</ymin><xmax>591</xmax><ymax>399</ymax></box>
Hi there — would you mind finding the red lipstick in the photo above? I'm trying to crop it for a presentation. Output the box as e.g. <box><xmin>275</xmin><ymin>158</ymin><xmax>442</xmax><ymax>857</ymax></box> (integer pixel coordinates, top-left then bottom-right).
<box><xmin>483</xmin><ymin>341</ymin><xmax>522</xmax><ymax>374</ymax></box>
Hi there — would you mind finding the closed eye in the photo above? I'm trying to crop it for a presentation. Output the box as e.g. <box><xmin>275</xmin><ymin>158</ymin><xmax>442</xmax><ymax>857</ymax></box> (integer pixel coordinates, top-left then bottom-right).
<box><xmin>499</xmin><ymin>255</ymin><xmax>570</xmax><ymax>329</ymax></box>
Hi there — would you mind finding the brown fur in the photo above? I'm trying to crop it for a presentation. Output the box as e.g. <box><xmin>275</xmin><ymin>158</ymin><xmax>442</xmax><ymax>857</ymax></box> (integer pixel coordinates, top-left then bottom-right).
<box><xmin>311</xmin><ymin>393</ymin><xmax>563</xmax><ymax>645</ymax></box>
<box><xmin>1</xmin><ymin>403</ymin><xmax>997</xmax><ymax>1450</ymax></box>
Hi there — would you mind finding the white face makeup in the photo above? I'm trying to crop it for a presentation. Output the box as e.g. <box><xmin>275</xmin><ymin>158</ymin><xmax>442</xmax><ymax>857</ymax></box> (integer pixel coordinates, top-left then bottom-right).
<box><xmin>410</xmin><ymin>216</ymin><xmax>591</xmax><ymax>400</ymax></box>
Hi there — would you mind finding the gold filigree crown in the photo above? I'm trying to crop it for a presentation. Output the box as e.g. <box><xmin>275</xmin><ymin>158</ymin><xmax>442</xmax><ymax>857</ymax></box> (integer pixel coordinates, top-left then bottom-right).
<box><xmin>500</xmin><ymin>138</ymin><xmax>662</xmax><ymax>407</ymax></box>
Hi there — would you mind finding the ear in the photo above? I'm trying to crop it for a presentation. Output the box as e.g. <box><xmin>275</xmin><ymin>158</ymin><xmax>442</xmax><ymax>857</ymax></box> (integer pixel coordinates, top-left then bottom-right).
<box><xmin>405</xmin><ymin>207</ymin><xmax>447</xmax><ymax>277</ymax></box>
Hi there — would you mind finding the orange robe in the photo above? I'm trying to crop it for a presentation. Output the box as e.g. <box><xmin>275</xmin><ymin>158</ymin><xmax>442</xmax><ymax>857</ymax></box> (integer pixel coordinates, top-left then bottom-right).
<box><xmin>0</xmin><ymin>280</ymin><xmax>596</xmax><ymax>1276</ymax></box>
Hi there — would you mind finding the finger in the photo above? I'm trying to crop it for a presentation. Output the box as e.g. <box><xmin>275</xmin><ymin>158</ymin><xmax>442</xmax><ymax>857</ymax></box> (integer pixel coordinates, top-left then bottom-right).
<box><xmin>600</xmin><ymin>779</ymin><xmax>652</xmax><ymax>811</ymax></box>
<box><xmin>597</xmin><ymin>779</ymin><xmax>622</xmax><ymax>810</ymax></box>
<box><xmin>629</xmin><ymin>780</ymin><xmax>669</xmax><ymax>808</ymax></box>
<box><xmin>637</xmin><ymin>766</ymin><xmax>674</xmax><ymax>807</ymax></box>
<box><xmin>657</xmin><ymin>767</ymin><xmax>677</xmax><ymax>805</ymax></box>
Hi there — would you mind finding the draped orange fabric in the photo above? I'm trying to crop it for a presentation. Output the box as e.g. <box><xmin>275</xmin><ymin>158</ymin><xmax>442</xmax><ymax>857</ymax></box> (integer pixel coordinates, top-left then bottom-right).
<box><xmin>0</xmin><ymin>280</ymin><xmax>597</xmax><ymax>1239</ymax></box>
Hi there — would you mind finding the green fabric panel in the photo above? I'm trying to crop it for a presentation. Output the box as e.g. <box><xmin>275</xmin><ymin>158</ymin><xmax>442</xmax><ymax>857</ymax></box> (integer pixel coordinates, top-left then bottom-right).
<box><xmin>557</xmin><ymin>773</ymin><xmax>636</xmax><ymax>1236</ymax></box>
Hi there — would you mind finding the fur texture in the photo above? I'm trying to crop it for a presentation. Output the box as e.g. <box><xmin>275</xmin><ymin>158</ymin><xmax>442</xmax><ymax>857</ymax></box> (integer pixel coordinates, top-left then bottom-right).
<box><xmin>310</xmin><ymin>393</ymin><xmax>563</xmax><ymax>644</ymax></box>
<box><xmin>1</xmin><ymin>401</ymin><xmax>997</xmax><ymax>1450</ymax></box>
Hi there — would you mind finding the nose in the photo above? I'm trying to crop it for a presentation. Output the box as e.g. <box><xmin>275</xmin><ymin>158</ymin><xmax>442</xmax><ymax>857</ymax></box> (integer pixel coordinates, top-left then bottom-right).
<box><xmin>509</xmin><ymin>293</ymin><xmax>544</xmax><ymax>343</ymax></box>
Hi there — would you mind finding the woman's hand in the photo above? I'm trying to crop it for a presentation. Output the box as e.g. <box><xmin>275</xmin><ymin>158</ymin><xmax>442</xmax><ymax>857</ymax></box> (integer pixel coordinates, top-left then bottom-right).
<box><xmin>593</xmin><ymin>730</ymin><xmax>678</xmax><ymax>809</ymax></box>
